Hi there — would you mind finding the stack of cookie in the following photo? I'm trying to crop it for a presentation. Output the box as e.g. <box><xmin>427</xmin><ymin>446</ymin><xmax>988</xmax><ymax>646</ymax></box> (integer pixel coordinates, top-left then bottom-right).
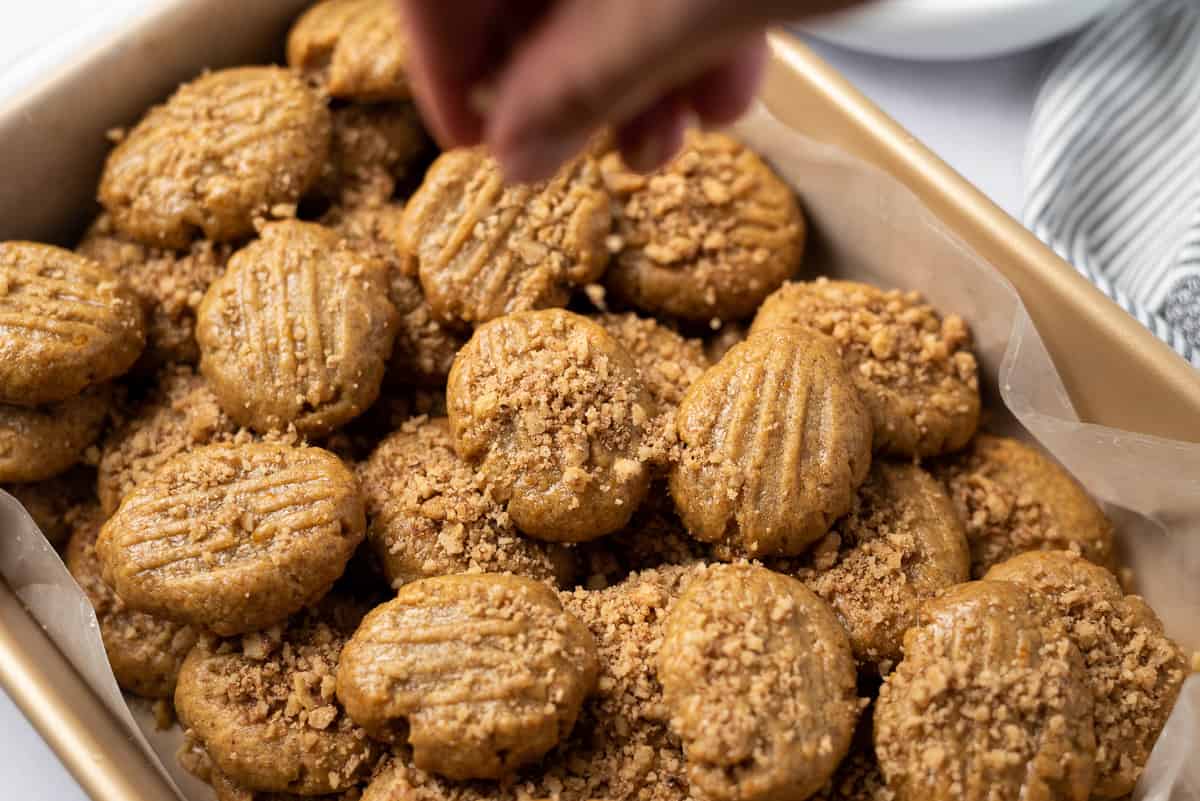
<box><xmin>0</xmin><ymin>2</ymin><xmax>1188</xmax><ymax>801</ymax></box>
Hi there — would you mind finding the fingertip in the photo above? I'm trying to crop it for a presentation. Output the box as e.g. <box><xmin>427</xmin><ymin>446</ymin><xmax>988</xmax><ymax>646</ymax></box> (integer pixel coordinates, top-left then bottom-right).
<box><xmin>688</xmin><ymin>35</ymin><xmax>768</xmax><ymax>127</ymax></box>
<box><xmin>493</xmin><ymin>126</ymin><xmax>590</xmax><ymax>185</ymax></box>
<box><xmin>617</xmin><ymin>96</ymin><xmax>691</xmax><ymax>175</ymax></box>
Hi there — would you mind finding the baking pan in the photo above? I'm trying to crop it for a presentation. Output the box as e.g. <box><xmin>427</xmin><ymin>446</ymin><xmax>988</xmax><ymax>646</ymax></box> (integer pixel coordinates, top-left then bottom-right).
<box><xmin>1</xmin><ymin>4</ymin><xmax>1197</xmax><ymax>801</ymax></box>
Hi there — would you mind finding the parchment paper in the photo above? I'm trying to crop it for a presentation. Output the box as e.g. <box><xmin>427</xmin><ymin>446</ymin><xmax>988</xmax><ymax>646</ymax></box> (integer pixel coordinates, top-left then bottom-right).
<box><xmin>2</xmin><ymin>104</ymin><xmax>1196</xmax><ymax>801</ymax></box>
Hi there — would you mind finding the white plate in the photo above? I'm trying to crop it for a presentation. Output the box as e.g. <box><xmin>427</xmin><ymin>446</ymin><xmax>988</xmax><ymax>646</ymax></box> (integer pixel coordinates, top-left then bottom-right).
<box><xmin>803</xmin><ymin>0</ymin><xmax>1122</xmax><ymax>60</ymax></box>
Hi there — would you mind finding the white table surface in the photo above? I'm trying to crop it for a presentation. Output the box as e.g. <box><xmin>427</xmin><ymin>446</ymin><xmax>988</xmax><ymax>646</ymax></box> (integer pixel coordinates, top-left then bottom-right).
<box><xmin>0</xmin><ymin>5</ymin><xmax>1066</xmax><ymax>800</ymax></box>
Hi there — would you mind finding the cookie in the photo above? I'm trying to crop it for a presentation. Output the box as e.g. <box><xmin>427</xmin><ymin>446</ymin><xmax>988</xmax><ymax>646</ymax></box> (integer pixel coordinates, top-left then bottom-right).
<box><xmin>176</xmin><ymin>598</ymin><xmax>381</xmax><ymax>795</ymax></box>
<box><xmin>594</xmin><ymin>312</ymin><xmax>710</xmax><ymax>412</ymax></box>
<box><xmin>670</xmin><ymin>327</ymin><xmax>873</xmax><ymax>557</ymax></box>
<box><xmin>197</xmin><ymin>220</ymin><xmax>398</xmax><ymax>436</ymax></box>
<box><xmin>77</xmin><ymin>214</ymin><xmax>231</xmax><ymax>368</ymax></box>
<box><xmin>287</xmin><ymin>0</ymin><xmax>412</xmax><ymax>102</ymax></box>
<box><xmin>99</xmin><ymin>67</ymin><xmax>331</xmax><ymax>248</ymax></box>
<box><xmin>2</xmin><ymin>466</ymin><xmax>96</xmax><ymax>546</ymax></box>
<box><xmin>210</xmin><ymin>767</ymin><xmax>362</xmax><ymax>801</ymax></box>
<box><xmin>659</xmin><ymin>564</ymin><xmax>860</xmax><ymax>801</ymax></box>
<box><xmin>325</xmin><ymin>203</ymin><xmax>465</xmax><ymax>387</ymax></box>
<box><xmin>357</xmin><ymin>416</ymin><xmax>576</xmax><ymax>588</ymax></box>
<box><xmin>931</xmin><ymin>433</ymin><xmax>1116</xmax><ymax>577</ymax></box>
<box><xmin>65</xmin><ymin>506</ymin><xmax>198</xmax><ymax>698</ymax></box>
<box><xmin>0</xmin><ymin>242</ymin><xmax>143</xmax><ymax>405</ymax></box>
<box><xmin>336</xmin><ymin>574</ymin><xmax>599</xmax><ymax>780</ymax></box>
<box><xmin>602</xmin><ymin>131</ymin><xmax>805</xmax><ymax>322</ymax></box>
<box><xmin>775</xmin><ymin>462</ymin><xmax>970</xmax><ymax>669</ymax></box>
<box><xmin>97</xmin><ymin>442</ymin><xmax>365</xmax><ymax>635</ymax></box>
<box><xmin>322</xmin><ymin>103</ymin><xmax>429</xmax><ymax>203</ymax></box>
<box><xmin>401</xmin><ymin>147</ymin><xmax>612</xmax><ymax>326</ymax></box>
<box><xmin>752</xmin><ymin>279</ymin><xmax>980</xmax><ymax>457</ymax></box>
<box><xmin>447</xmin><ymin>309</ymin><xmax>656</xmax><ymax>542</ymax></box>
<box><xmin>874</xmin><ymin>580</ymin><xmax>1097</xmax><ymax>801</ymax></box>
<box><xmin>0</xmin><ymin>386</ymin><xmax>111</xmax><ymax>483</ymax></box>
<box><xmin>986</xmin><ymin>551</ymin><xmax>1187</xmax><ymax>798</ymax></box>
<box><xmin>97</xmin><ymin>365</ymin><xmax>239</xmax><ymax>515</ymax></box>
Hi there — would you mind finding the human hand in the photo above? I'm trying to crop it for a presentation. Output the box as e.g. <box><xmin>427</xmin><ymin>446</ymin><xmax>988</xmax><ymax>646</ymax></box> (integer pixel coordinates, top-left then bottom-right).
<box><xmin>395</xmin><ymin>0</ymin><xmax>865</xmax><ymax>181</ymax></box>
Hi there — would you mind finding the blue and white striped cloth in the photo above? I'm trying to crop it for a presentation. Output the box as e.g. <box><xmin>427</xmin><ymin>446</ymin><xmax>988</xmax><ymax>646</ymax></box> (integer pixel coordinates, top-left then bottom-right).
<box><xmin>1024</xmin><ymin>0</ymin><xmax>1200</xmax><ymax>367</ymax></box>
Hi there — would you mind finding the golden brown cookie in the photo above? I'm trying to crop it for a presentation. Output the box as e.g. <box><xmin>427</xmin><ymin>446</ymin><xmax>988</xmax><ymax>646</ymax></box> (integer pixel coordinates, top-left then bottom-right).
<box><xmin>325</xmin><ymin>202</ymin><xmax>465</xmax><ymax>387</ymax></box>
<box><xmin>97</xmin><ymin>365</ymin><xmax>239</xmax><ymax>516</ymax></box>
<box><xmin>337</xmin><ymin>574</ymin><xmax>599</xmax><ymax>780</ymax></box>
<box><xmin>752</xmin><ymin>279</ymin><xmax>980</xmax><ymax>457</ymax></box>
<box><xmin>658</xmin><ymin>564</ymin><xmax>861</xmax><ymax>801</ymax></box>
<box><xmin>197</xmin><ymin>220</ymin><xmax>398</xmax><ymax>436</ymax></box>
<box><xmin>447</xmin><ymin>309</ymin><xmax>656</xmax><ymax>542</ymax></box>
<box><xmin>603</xmin><ymin>131</ymin><xmax>805</xmax><ymax>322</ymax></box>
<box><xmin>986</xmin><ymin>551</ymin><xmax>1187</xmax><ymax>798</ymax></box>
<box><xmin>931</xmin><ymin>433</ymin><xmax>1116</xmax><ymax>577</ymax></box>
<box><xmin>401</xmin><ymin>147</ymin><xmax>612</xmax><ymax>326</ymax></box>
<box><xmin>2</xmin><ymin>466</ymin><xmax>96</xmax><ymax>546</ymax></box>
<box><xmin>77</xmin><ymin>214</ymin><xmax>231</xmax><ymax>368</ymax></box>
<box><xmin>97</xmin><ymin>442</ymin><xmax>365</xmax><ymax>635</ymax></box>
<box><xmin>287</xmin><ymin>0</ymin><xmax>412</xmax><ymax>102</ymax></box>
<box><xmin>0</xmin><ymin>242</ymin><xmax>143</xmax><ymax>405</ymax></box>
<box><xmin>874</xmin><ymin>580</ymin><xmax>1097</xmax><ymax>801</ymax></box>
<box><xmin>0</xmin><ymin>386</ymin><xmax>111</xmax><ymax>483</ymax></box>
<box><xmin>65</xmin><ymin>506</ymin><xmax>198</xmax><ymax>698</ymax></box>
<box><xmin>670</xmin><ymin>327</ymin><xmax>873</xmax><ymax>557</ymax></box>
<box><xmin>99</xmin><ymin>67</ymin><xmax>330</xmax><ymax>248</ymax></box>
<box><xmin>776</xmin><ymin>462</ymin><xmax>970</xmax><ymax>669</ymax></box>
<box><xmin>210</xmin><ymin>767</ymin><xmax>362</xmax><ymax>801</ymax></box>
<box><xmin>357</xmin><ymin>416</ymin><xmax>575</xmax><ymax>588</ymax></box>
<box><xmin>594</xmin><ymin>312</ymin><xmax>710</xmax><ymax>412</ymax></box>
<box><xmin>322</xmin><ymin>103</ymin><xmax>429</xmax><ymax>203</ymax></box>
<box><xmin>176</xmin><ymin>598</ymin><xmax>381</xmax><ymax>795</ymax></box>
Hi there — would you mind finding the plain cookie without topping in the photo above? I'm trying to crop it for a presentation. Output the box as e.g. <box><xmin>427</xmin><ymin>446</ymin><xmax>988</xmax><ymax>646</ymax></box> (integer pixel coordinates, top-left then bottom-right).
<box><xmin>97</xmin><ymin>365</ymin><xmax>239</xmax><ymax>515</ymax></box>
<box><xmin>356</xmin><ymin>416</ymin><xmax>575</xmax><ymax>588</ymax></box>
<box><xmin>594</xmin><ymin>312</ymin><xmax>710</xmax><ymax>412</ymax></box>
<box><xmin>931</xmin><ymin>433</ymin><xmax>1116</xmax><ymax>577</ymax></box>
<box><xmin>175</xmin><ymin>598</ymin><xmax>380</xmax><ymax>795</ymax></box>
<box><xmin>336</xmin><ymin>574</ymin><xmax>599</xmax><ymax>780</ymax></box>
<box><xmin>97</xmin><ymin>442</ymin><xmax>365</xmax><ymax>635</ymax></box>
<box><xmin>874</xmin><ymin>580</ymin><xmax>1097</xmax><ymax>801</ymax></box>
<box><xmin>752</xmin><ymin>279</ymin><xmax>980</xmax><ymax>457</ymax></box>
<box><xmin>66</xmin><ymin>506</ymin><xmax>198</xmax><ymax>698</ymax></box>
<box><xmin>99</xmin><ymin>67</ymin><xmax>330</xmax><ymax>248</ymax></box>
<box><xmin>774</xmin><ymin>462</ymin><xmax>970</xmax><ymax>669</ymax></box>
<box><xmin>658</xmin><ymin>564</ymin><xmax>861</xmax><ymax>801</ymax></box>
<box><xmin>447</xmin><ymin>309</ymin><xmax>656</xmax><ymax>542</ymax></box>
<box><xmin>197</xmin><ymin>220</ymin><xmax>398</xmax><ymax>436</ymax></box>
<box><xmin>603</xmin><ymin>131</ymin><xmax>805</xmax><ymax>322</ymax></box>
<box><xmin>670</xmin><ymin>327</ymin><xmax>872</xmax><ymax>557</ymax></box>
<box><xmin>287</xmin><ymin>0</ymin><xmax>412</xmax><ymax>101</ymax></box>
<box><xmin>401</xmin><ymin>147</ymin><xmax>612</xmax><ymax>326</ymax></box>
<box><xmin>986</xmin><ymin>551</ymin><xmax>1187</xmax><ymax>798</ymax></box>
<box><xmin>0</xmin><ymin>386</ymin><xmax>112</xmax><ymax>483</ymax></box>
<box><xmin>77</xmin><ymin>214</ymin><xmax>231</xmax><ymax>368</ymax></box>
<box><xmin>0</xmin><ymin>242</ymin><xmax>143</xmax><ymax>405</ymax></box>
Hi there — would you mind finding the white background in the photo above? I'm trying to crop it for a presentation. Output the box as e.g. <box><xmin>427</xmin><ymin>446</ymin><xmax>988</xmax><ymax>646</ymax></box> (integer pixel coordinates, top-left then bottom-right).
<box><xmin>0</xmin><ymin>4</ymin><xmax>1063</xmax><ymax>799</ymax></box>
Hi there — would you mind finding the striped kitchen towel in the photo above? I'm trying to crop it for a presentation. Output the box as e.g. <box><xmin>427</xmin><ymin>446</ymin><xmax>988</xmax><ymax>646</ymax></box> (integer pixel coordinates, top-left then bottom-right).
<box><xmin>1024</xmin><ymin>0</ymin><xmax>1200</xmax><ymax>367</ymax></box>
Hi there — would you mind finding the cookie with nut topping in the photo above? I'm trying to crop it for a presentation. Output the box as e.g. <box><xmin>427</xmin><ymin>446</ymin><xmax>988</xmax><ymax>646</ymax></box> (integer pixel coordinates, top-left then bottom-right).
<box><xmin>593</xmin><ymin>312</ymin><xmax>710</xmax><ymax>413</ymax></box>
<box><xmin>401</xmin><ymin>147</ymin><xmax>612</xmax><ymax>327</ymax></box>
<box><xmin>287</xmin><ymin>0</ymin><xmax>412</xmax><ymax>102</ymax></box>
<box><xmin>658</xmin><ymin>564</ymin><xmax>861</xmax><ymax>801</ymax></box>
<box><xmin>99</xmin><ymin>67</ymin><xmax>330</xmax><ymax>248</ymax></box>
<box><xmin>337</xmin><ymin>574</ymin><xmax>598</xmax><ymax>780</ymax></box>
<box><xmin>671</xmin><ymin>327</ymin><xmax>872</xmax><ymax>557</ymax></box>
<box><xmin>176</xmin><ymin>597</ymin><xmax>380</xmax><ymax>795</ymax></box>
<box><xmin>752</xmin><ymin>278</ymin><xmax>980</xmax><ymax>457</ymax></box>
<box><xmin>986</xmin><ymin>551</ymin><xmax>1187</xmax><ymax>798</ymax></box>
<box><xmin>447</xmin><ymin>309</ymin><xmax>656</xmax><ymax>542</ymax></box>
<box><xmin>97</xmin><ymin>442</ymin><xmax>365</xmax><ymax>635</ymax></box>
<box><xmin>197</xmin><ymin>220</ymin><xmax>397</xmax><ymax>436</ymax></box>
<box><xmin>0</xmin><ymin>242</ymin><xmax>143</xmax><ymax>405</ymax></box>
<box><xmin>322</xmin><ymin>103</ymin><xmax>429</xmax><ymax>204</ymax></box>
<box><xmin>603</xmin><ymin>131</ymin><xmax>805</xmax><ymax>323</ymax></box>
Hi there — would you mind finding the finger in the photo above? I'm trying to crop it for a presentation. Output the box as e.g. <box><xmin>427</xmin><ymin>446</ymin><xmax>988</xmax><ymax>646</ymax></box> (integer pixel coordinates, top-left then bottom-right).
<box><xmin>617</xmin><ymin>93</ymin><xmax>692</xmax><ymax>175</ymax></box>
<box><xmin>686</xmin><ymin>35</ymin><xmax>768</xmax><ymax>127</ymax></box>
